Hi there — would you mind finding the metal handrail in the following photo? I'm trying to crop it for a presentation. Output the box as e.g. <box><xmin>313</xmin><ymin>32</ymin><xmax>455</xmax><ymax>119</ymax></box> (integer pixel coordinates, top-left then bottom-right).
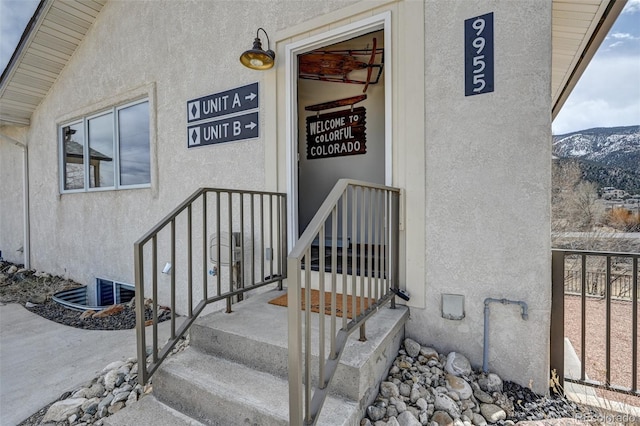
<box><xmin>135</xmin><ymin>187</ymin><xmax>287</xmax><ymax>385</ymax></box>
<box><xmin>288</xmin><ymin>179</ymin><xmax>401</xmax><ymax>425</ymax></box>
<box><xmin>551</xmin><ymin>249</ymin><xmax>639</xmax><ymax>396</ymax></box>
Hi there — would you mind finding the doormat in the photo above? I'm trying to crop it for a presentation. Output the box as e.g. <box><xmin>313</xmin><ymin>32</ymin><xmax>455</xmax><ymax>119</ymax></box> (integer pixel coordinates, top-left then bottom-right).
<box><xmin>268</xmin><ymin>289</ymin><xmax>374</xmax><ymax>319</ymax></box>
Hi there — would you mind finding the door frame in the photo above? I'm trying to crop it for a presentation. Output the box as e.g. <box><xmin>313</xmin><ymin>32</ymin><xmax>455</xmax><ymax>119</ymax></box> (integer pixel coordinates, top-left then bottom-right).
<box><xmin>284</xmin><ymin>11</ymin><xmax>392</xmax><ymax>249</ymax></box>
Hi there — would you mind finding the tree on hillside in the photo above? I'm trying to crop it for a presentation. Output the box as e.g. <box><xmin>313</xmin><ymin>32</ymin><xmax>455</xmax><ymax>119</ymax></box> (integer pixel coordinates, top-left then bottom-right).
<box><xmin>552</xmin><ymin>160</ymin><xmax>603</xmax><ymax>232</ymax></box>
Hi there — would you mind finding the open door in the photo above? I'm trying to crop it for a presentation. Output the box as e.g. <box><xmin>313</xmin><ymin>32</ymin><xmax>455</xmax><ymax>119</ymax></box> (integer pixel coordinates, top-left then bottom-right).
<box><xmin>296</xmin><ymin>30</ymin><xmax>387</xmax><ymax>239</ymax></box>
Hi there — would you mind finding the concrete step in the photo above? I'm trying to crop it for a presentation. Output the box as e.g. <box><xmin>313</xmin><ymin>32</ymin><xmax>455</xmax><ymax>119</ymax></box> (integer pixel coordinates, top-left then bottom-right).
<box><xmin>103</xmin><ymin>394</ymin><xmax>206</xmax><ymax>426</ymax></box>
<box><xmin>189</xmin><ymin>287</ymin><xmax>409</xmax><ymax>403</ymax></box>
<box><xmin>110</xmin><ymin>287</ymin><xmax>408</xmax><ymax>426</ymax></box>
<box><xmin>153</xmin><ymin>348</ymin><xmax>361</xmax><ymax>426</ymax></box>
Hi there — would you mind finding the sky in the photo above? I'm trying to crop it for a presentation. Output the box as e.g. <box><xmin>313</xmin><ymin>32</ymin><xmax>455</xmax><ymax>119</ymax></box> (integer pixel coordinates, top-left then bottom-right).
<box><xmin>0</xmin><ymin>0</ymin><xmax>638</xmax><ymax>135</ymax></box>
<box><xmin>553</xmin><ymin>0</ymin><xmax>640</xmax><ymax>135</ymax></box>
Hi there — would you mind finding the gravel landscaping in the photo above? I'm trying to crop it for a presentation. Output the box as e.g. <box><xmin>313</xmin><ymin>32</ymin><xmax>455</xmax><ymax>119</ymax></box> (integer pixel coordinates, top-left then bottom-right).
<box><xmin>2</xmin><ymin>261</ymin><xmax>637</xmax><ymax>425</ymax></box>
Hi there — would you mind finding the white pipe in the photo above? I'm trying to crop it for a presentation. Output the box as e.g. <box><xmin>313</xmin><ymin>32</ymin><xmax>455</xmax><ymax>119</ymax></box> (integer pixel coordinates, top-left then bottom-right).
<box><xmin>483</xmin><ymin>297</ymin><xmax>528</xmax><ymax>373</ymax></box>
<box><xmin>0</xmin><ymin>132</ymin><xmax>30</xmax><ymax>268</ymax></box>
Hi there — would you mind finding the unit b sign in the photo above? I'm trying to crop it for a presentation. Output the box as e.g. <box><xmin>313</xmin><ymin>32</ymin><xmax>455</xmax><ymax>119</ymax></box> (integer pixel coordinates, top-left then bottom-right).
<box><xmin>187</xmin><ymin>82</ymin><xmax>259</xmax><ymax>147</ymax></box>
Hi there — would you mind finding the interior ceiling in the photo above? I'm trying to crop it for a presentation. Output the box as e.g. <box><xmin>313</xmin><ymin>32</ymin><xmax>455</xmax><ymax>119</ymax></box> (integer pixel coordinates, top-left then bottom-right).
<box><xmin>0</xmin><ymin>0</ymin><xmax>627</xmax><ymax>127</ymax></box>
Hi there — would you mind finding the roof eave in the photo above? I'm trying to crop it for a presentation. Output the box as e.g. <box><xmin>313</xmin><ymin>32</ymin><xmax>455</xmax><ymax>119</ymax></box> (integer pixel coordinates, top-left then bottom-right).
<box><xmin>552</xmin><ymin>0</ymin><xmax>627</xmax><ymax>119</ymax></box>
<box><xmin>0</xmin><ymin>0</ymin><xmax>52</xmax><ymax>127</ymax></box>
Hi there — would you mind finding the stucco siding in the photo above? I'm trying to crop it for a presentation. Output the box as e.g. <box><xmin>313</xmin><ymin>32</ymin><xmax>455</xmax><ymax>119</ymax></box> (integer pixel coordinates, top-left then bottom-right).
<box><xmin>412</xmin><ymin>0</ymin><xmax>553</xmax><ymax>394</ymax></box>
<box><xmin>0</xmin><ymin>126</ymin><xmax>28</xmax><ymax>265</ymax></box>
<box><xmin>22</xmin><ymin>1</ymin><xmax>357</xmax><ymax>298</ymax></box>
<box><xmin>2</xmin><ymin>0</ymin><xmax>555</xmax><ymax>396</ymax></box>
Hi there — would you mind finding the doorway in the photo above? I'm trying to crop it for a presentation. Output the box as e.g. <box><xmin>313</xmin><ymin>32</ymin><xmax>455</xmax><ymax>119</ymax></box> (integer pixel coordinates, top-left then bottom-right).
<box><xmin>285</xmin><ymin>13</ymin><xmax>391</xmax><ymax>246</ymax></box>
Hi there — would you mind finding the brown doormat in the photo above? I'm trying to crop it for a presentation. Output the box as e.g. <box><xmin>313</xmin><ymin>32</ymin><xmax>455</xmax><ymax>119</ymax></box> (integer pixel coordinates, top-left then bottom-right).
<box><xmin>268</xmin><ymin>289</ymin><xmax>374</xmax><ymax>319</ymax></box>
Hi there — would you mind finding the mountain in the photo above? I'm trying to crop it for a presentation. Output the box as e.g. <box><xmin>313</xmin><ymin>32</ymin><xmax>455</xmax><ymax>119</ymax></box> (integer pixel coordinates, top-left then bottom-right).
<box><xmin>553</xmin><ymin>125</ymin><xmax>640</xmax><ymax>171</ymax></box>
<box><xmin>553</xmin><ymin>125</ymin><xmax>640</xmax><ymax>194</ymax></box>
<box><xmin>553</xmin><ymin>157</ymin><xmax>640</xmax><ymax>195</ymax></box>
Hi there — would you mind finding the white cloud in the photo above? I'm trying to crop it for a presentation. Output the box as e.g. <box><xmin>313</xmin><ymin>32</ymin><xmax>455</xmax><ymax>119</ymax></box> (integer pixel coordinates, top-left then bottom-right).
<box><xmin>623</xmin><ymin>0</ymin><xmax>640</xmax><ymax>14</ymax></box>
<box><xmin>553</xmin><ymin>55</ymin><xmax>640</xmax><ymax>134</ymax></box>
<box><xmin>0</xmin><ymin>0</ymin><xmax>39</xmax><ymax>71</ymax></box>
<box><xmin>609</xmin><ymin>32</ymin><xmax>636</xmax><ymax>40</ymax></box>
<box><xmin>608</xmin><ymin>41</ymin><xmax>624</xmax><ymax>48</ymax></box>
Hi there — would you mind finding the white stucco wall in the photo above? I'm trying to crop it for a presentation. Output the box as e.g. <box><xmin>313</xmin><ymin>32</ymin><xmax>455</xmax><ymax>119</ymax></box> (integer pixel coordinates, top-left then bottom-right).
<box><xmin>21</xmin><ymin>0</ymin><xmax>357</xmax><ymax>307</ymax></box>
<box><xmin>4</xmin><ymin>0</ymin><xmax>553</xmax><ymax>395</ymax></box>
<box><xmin>409</xmin><ymin>0</ymin><xmax>553</xmax><ymax>394</ymax></box>
<box><xmin>271</xmin><ymin>0</ymin><xmax>551</xmax><ymax>393</ymax></box>
<box><xmin>0</xmin><ymin>126</ymin><xmax>28</xmax><ymax>265</ymax></box>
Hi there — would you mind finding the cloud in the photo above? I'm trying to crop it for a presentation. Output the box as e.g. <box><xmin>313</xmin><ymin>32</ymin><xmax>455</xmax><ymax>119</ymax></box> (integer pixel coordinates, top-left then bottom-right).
<box><xmin>622</xmin><ymin>0</ymin><xmax>640</xmax><ymax>14</ymax></box>
<box><xmin>608</xmin><ymin>41</ymin><xmax>624</xmax><ymax>48</ymax></box>
<box><xmin>0</xmin><ymin>0</ymin><xmax>39</xmax><ymax>71</ymax></box>
<box><xmin>553</xmin><ymin>55</ymin><xmax>640</xmax><ymax>134</ymax></box>
<box><xmin>609</xmin><ymin>32</ymin><xmax>637</xmax><ymax>40</ymax></box>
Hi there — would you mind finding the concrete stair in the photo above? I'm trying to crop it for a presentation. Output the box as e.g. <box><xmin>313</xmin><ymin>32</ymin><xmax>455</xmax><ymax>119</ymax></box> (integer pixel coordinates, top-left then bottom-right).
<box><xmin>106</xmin><ymin>287</ymin><xmax>408</xmax><ymax>426</ymax></box>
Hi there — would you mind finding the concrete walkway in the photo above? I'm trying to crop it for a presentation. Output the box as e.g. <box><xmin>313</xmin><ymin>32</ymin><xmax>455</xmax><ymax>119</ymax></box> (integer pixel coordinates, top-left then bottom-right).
<box><xmin>0</xmin><ymin>303</ymin><xmax>165</xmax><ymax>425</ymax></box>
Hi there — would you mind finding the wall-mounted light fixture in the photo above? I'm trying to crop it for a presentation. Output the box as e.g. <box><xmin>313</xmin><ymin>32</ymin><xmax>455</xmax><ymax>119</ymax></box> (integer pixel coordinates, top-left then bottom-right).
<box><xmin>240</xmin><ymin>28</ymin><xmax>275</xmax><ymax>70</ymax></box>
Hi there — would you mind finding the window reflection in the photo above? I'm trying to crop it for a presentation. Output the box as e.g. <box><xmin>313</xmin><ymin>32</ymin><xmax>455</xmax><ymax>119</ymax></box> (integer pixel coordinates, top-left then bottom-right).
<box><xmin>59</xmin><ymin>99</ymin><xmax>150</xmax><ymax>192</ymax></box>
<box><xmin>63</xmin><ymin>122</ymin><xmax>85</xmax><ymax>190</ymax></box>
<box><xmin>88</xmin><ymin>112</ymin><xmax>114</xmax><ymax>188</ymax></box>
<box><xmin>119</xmin><ymin>102</ymin><xmax>150</xmax><ymax>186</ymax></box>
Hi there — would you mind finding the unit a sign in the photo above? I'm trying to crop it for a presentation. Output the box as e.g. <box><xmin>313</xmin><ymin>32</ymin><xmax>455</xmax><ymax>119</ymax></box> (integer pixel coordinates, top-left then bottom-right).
<box><xmin>306</xmin><ymin>107</ymin><xmax>367</xmax><ymax>159</ymax></box>
<box><xmin>187</xmin><ymin>82</ymin><xmax>259</xmax><ymax>147</ymax></box>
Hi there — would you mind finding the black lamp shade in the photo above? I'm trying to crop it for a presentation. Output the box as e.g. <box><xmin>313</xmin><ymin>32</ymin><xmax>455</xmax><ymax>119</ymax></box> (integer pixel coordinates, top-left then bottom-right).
<box><xmin>240</xmin><ymin>35</ymin><xmax>275</xmax><ymax>70</ymax></box>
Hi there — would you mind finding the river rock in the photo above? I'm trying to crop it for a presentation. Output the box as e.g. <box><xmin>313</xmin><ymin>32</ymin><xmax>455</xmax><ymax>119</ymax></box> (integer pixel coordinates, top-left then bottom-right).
<box><xmin>478</xmin><ymin>373</ymin><xmax>503</xmax><ymax>393</ymax></box>
<box><xmin>444</xmin><ymin>352</ymin><xmax>471</xmax><ymax>377</ymax></box>
<box><xmin>400</xmin><ymin>382</ymin><xmax>412</xmax><ymax>397</ymax></box>
<box><xmin>387</xmin><ymin>417</ymin><xmax>401</xmax><ymax>426</ymax></box>
<box><xmin>93</xmin><ymin>304</ymin><xmax>124</xmax><ymax>318</ymax></box>
<box><xmin>431</xmin><ymin>410</ymin><xmax>454</xmax><ymax>426</ymax></box>
<box><xmin>390</xmin><ymin>396</ymin><xmax>407</xmax><ymax>413</ymax></box>
<box><xmin>404</xmin><ymin>338</ymin><xmax>421</xmax><ymax>358</ymax></box>
<box><xmin>42</xmin><ymin>398</ymin><xmax>87</xmax><ymax>423</ymax></box>
<box><xmin>381</xmin><ymin>381</ymin><xmax>400</xmax><ymax>398</ymax></box>
<box><xmin>445</xmin><ymin>374</ymin><xmax>473</xmax><ymax>400</ymax></box>
<box><xmin>480</xmin><ymin>403</ymin><xmax>506</xmax><ymax>422</ymax></box>
<box><xmin>367</xmin><ymin>405</ymin><xmax>386</xmax><ymax>421</ymax></box>
<box><xmin>434</xmin><ymin>392</ymin><xmax>460</xmax><ymax>419</ymax></box>
<box><xmin>472</xmin><ymin>413</ymin><xmax>488</xmax><ymax>426</ymax></box>
<box><xmin>397</xmin><ymin>410</ymin><xmax>421</xmax><ymax>426</ymax></box>
<box><xmin>419</xmin><ymin>346</ymin><xmax>439</xmax><ymax>360</ymax></box>
<box><xmin>473</xmin><ymin>388</ymin><xmax>494</xmax><ymax>404</ymax></box>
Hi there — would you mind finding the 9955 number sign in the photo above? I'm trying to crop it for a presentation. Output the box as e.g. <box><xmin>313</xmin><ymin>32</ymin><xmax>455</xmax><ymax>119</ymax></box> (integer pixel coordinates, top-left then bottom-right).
<box><xmin>465</xmin><ymin>12</ymin><xmax>494</xmax><ymax>96</ymax></box>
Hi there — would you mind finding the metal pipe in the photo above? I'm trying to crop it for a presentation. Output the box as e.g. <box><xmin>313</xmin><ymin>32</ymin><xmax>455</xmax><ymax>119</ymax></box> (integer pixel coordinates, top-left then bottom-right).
<box><xmin>483</xmin><ymin>297</ymin><xmax>529</xmax><ymax>373</ymax></box>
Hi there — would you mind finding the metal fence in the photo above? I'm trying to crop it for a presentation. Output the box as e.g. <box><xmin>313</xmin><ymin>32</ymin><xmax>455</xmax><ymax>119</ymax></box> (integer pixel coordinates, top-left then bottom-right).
<box><xmin>551</xmin><ymin>249</ymin><xmax>639</xmax><ymax>396</ymax></box>
<box><xmin>134</xmin><ymin>187</ymin><xmax>287</xmax><ymax>385</ymax></box>
<box><xmin>564</xmin><ymin>270</ymin><xmax>635</xmax><ymax>300</ymax></box>
<box><xmin>287</xmin><ymin>179</ymin><xmax>401</xmax><ymax>425</ymax></box>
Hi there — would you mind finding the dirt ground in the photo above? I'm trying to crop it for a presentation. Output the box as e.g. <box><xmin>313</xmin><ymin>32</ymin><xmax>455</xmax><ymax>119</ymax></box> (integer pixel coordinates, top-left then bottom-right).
<box><xmin>0</xmin><ymin>261</ymin><xmax>82</xmax><ymax>304</ymax></box>
<box><xmin>564</xmin><ymin>294</ymin><xmax>640</xmax><ymax>409</ymax></box>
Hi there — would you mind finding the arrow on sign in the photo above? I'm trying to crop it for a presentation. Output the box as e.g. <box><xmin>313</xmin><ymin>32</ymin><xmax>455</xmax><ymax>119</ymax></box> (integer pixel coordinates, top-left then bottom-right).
<box><xmin>245</xmin><ymin>122</ymin><xmax>257</xmax><ymax>130</ymax></box>
<box><xmin>245</xmin><ymin>92</ymin><xmax>257</xmax><ymax>101</ymax></box>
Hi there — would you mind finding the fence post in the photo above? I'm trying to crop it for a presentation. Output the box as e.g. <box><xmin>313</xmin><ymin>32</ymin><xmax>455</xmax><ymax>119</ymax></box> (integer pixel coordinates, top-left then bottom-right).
<box><xmin>550</xmin><ymin>250</ymin><xmax>565</xmax><ymax>394</ymax></box>
<box><xmin>287</xmin><ymin>257</ymin><xmax>303</xmax><ymax>425</ymax></box>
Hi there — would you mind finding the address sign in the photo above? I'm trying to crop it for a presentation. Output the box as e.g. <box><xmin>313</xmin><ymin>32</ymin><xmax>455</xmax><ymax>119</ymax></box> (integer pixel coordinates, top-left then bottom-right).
<box><xmin>465</xmin><ymin>12</ymin><xmax>494</xmax><ymax>96</ymax></box>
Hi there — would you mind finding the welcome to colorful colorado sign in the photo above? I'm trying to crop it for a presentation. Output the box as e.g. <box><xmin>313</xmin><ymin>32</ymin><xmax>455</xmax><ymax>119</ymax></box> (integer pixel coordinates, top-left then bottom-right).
<box><xmin>306</xmin><ymin>107</ymin><xmax>367</xmax><ymax>160</ymax></box>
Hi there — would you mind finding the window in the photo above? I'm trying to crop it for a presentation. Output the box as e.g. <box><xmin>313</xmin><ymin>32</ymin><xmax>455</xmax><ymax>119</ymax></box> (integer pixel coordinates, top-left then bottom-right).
<box><xmin>60</xmin><ymin>99</ymin><xmax>150</xmax><ymax>192</ymax></box>
<box><xmin>96</xmin><ymin>278</ymin><xmax>135</xmax><ymax>306</ymax></box>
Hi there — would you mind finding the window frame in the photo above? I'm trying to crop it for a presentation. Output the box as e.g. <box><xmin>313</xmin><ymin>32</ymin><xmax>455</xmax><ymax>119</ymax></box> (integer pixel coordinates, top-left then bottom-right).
<box><xmin>59</xmin><ymin>97</ymin><xmax>151</xmax><ymax>193</ymax></box>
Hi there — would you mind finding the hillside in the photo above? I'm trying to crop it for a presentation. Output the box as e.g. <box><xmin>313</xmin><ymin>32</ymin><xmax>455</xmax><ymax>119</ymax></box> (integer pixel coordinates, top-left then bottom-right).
<box><xmin>553</xmin><ymin>125</ymin><xmax>640</xmax><ymax>194</ymax></box>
